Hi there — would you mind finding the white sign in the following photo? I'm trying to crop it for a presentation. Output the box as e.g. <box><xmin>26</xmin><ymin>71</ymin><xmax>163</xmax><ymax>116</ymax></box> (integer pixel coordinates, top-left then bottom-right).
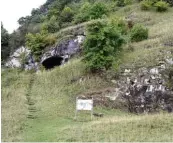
<box><xmin>76</xmin><ymin>99</ymin><xmax>93</xmax><ymax>111</ymax></box>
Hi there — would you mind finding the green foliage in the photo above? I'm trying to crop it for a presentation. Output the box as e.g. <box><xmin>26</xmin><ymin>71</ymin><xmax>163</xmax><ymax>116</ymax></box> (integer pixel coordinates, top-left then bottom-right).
<box><xmin>26</xmin><ymin>30</ymin><xmax>56</xmax><ymax>60</ymax></box>
<box><xmin>140</xmin><ymin>0</ymin><xmax>169</xmax><ymax>11</ymax></box>
<box><xmin>140</xmin><ymin>0</ymin><xmax>153</xmax><ymax>10</ymax></box>
<box><xmin>116</xmin><ymin>0</ymin><xmax>126</xmax><ymax>7</ymax></box>
<box><xmin>154</xmin><ymin>1</ymin><xmax>169</xmax><ymax>12</ymax></box>
<box><xmin>26</xmin><ymin>32</ymin><xmax>46</xmax><ymax>58</ymax></box>
<box><xmin>19</xmin><ymin>52</ymin><xmax>28</xmax><ymax>70</ymax></box>
<box><xmin>124</xmin><ymin>0</ymin><xmax>133</xmax><ymax>5</ymax></box>
<box><xmin>42</xmin><ymin>16</ymin><xmax>60</xmax><ymax>33</ymax></box>
<box><xmin>130</xmin><ymin>24</ymin><xmax>148</xmax><ymax>42</ymax></box>
<box><xmin>74</xmin><ymin>2</ymin><xmax>108</xmax><ymax>24</ymax></box>
<box><xmin>83</xmin><ymin>21</ymin><xmax>125</xmax><ymax>72</ymax></box>
<box><xmin>9</xmin><ymin>31</ymin><xmax>24</xmax><ymax>53</ymax></box>
<box><xmin>1</xmin><ymin>23</ymin><xmax>10</xmax><ymax>62</ymax></box>
<box><xmin>116</xmin><ymin>0</ymin><xmax>132</xmax><ymax>7</ymax></box>
<box><xmin>89</xmin><ymin>2</ymin><xmax>108</xmax><ymax>19</ymax></box>
<box><xmin>44</xmin><ymin>34</ymin><xmax>57</xmax><ymax>46</ymax></box>
<box><xmin>74</xmin><ymin>2</ymin><xmax>91</xmax><ymax>23</ymax></box>
<box><xmin>61</xmin><ymin>6</ymin><xmax>74</xmax><ymax>22</ymax></box>
<box><xmin>109</xmin><ymin>17</ymin><xmax>128</xmax><ymax>34</ymax></box>
<box><xmin>47</xmin><ymin>7</ymin><xmax>60</xmax><ymax>20</ymax></box>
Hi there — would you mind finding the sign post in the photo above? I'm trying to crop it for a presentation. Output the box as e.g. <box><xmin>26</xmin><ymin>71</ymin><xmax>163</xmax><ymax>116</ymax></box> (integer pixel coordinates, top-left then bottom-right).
<box><xmin>75</xmin><ymin>96</ymin><xmax>93</xmax><ymax>120</ymax></box>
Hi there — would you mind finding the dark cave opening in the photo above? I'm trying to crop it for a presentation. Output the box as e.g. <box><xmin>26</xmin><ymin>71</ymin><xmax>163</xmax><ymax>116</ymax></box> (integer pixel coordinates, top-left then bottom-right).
<box><xmin>42</xmin><ymin>56</ymin><xmax>63</xmax><ymax>70</ymax></box>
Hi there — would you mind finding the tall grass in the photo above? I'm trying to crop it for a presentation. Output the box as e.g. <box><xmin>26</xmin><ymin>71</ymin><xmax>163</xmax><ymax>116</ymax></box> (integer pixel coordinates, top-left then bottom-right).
<box><xmin>1</xmin><ymin>69</ymin><xmax>31</xmax><ymax>141</ymax></box>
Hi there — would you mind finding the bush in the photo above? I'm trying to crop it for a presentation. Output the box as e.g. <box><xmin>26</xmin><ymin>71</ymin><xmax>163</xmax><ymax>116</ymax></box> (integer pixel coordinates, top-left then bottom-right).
<box><xmin>116</xmin><ymin>0</ymin><xmax>126</xmax><ymax>7</ymax></box>
<box><xmin>45</xmin><ymin>35</ymin><xmax>57</xmax><ymax>46</ymax></box>
<box><xmin>42</xmin><ymin>16</ymin><xmax>60</xmax><ymax>33</ymax></box>
<box><xmin>60</xmin><ymin>6</ymin><xmax>74</xmax><ymax>22</ymax></box>
<box><xmin>116</xmin><ymin>0</ymin><xmax>132</xmax><ymax>7</ymax></box>
<box><xmin>1</xmin><ymin>23</ymin><xmax>10</xmax><ymax>62</ymax></box>
<box><xmin>74</xmin><ymin>2</ymin><xmax>108</xmax><ymax>24</ymax></box>
<box><xmin>124</xmin><ymin>0</ymin><xmax>133</xmax><ymax>5</ymax></box>
<box><xmin>89</xmin><ymin>2</ymin><xmax>108</xmax><ymax>19</ymax></box>
<box><xmin>109</xmin><ymin>17</ymin><xmax>128</xmax><ymax>34</ymax></box>
<box><xmin>25</xmin><ymin>30</ymin><xmax>56</xmax><ymax>61</ymax></box>
<box><xmin>74</xmin><ymin>2</ymin><xmax>91</xmax><ymax>23</ymax></box>
<box><xmin>83</xmin><ymin>21</ymin><xmax>125</xmax><ymax>72</ymax></box>
<box><xmin>154</xmin><ymin>1</ymin><xmax>169</xmax><ymax>12</ymax></box>
<box><xmin>130</xmin><ymin>24</ymin><xmax>148</xmax><ymax>42</ymax></box>
<box><xmin>140</xmin><ymin>0</ymin><xmax>153</xmax><ymax>10</ymax></box>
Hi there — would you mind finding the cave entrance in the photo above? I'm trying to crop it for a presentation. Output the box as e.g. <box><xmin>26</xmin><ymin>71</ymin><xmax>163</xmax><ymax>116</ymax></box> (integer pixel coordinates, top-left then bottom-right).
<box><xmin>42</xmin><ymin>56</ymin><xmax>63</xmax><ymax>70</ymax></box>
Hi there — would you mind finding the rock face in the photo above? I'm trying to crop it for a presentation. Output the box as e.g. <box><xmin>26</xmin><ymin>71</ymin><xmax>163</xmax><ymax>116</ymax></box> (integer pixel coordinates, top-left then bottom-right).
<box><xmin>41</xmin><ymin>35</ymin><xmax>85</xmax><ymax>69</ymax></box>
<box><xmin>113</xmin><ymin>62</ymin><xmax>173</xmax><ymax>113</ymax></box>
<box><xmin>76</xmin><ymin>63</ymin><xmax>173</xmax><ymax>114</ymax></box>
<box><xmin>5</xmin><ymin>46</ymin><xmax>38</xmax><ymax>70</ymax></box>
<box><xmin>5</xmin><ymin>35</ymin><xmax>85</xmax><ymax>70</ymax></box>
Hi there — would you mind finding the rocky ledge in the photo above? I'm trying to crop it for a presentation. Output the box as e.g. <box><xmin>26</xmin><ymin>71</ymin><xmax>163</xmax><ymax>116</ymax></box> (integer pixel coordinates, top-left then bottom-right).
<box><xmin>5</xmin><ymin>35</ymin><xmax>85</xmax><ymax>70</ymax></box>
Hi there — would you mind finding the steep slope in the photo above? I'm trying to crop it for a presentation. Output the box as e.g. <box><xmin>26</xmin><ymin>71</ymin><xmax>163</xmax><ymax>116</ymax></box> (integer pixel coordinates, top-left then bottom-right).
<box><xmin>1</xmin><ymin>2</ymin><xmax>173</xmax><ymax>142</ymax></box>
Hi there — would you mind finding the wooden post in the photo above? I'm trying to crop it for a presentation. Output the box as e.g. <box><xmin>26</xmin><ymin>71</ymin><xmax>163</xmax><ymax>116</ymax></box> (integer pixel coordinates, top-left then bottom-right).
<box><xmin>74</xmin><ymin>97</ymin><xmax>78</xmax><ymax>120</ymax></box>
<box><xmin>91</xmin><ymin>96</ymin><xmax>93</xmax><ymax>120</ymax></box>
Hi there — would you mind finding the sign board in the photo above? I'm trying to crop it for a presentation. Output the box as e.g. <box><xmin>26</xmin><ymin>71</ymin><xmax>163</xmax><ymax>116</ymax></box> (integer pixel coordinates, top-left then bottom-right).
<box><xmin>76</xmin><ymin>99</ymin><xmax>93</xmax><ymax>110</ymax></box>
<box><xmin>74</xmin><ymin>97</ymin><xmax>93</xmax><ymax>120</ymax></box>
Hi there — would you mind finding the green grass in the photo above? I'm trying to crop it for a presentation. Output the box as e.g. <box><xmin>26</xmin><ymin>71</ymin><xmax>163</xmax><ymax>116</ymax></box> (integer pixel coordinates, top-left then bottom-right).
<box><xmin>2</xmin><ymin>59</ymin><xmax>173</xmax><ymax>142</ymax></box>
<box><xmin>1</xmin><ymin>3</ymin><xmax>173</xmax><ymax>142</ymax></box>
<box><xmin>1</xmin><ymin>69</ymin><xmax>31</xmax><ymax>141</ymax></box>
<box><xmin>57</xmin><ymin>113</ymin><xmax>173</xmax><ymax>142</ymax></box>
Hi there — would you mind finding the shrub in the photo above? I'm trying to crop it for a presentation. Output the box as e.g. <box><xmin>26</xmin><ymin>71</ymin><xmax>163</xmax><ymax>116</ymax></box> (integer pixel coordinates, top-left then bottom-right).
<box><xmin>89</xmin><ymin>2</ymin><xmax>108</xmax><ymax>19</ymax></box>
<box><xmin>74</xmin><ymin>2</ymin><xmax>91</xmax><ymax>23</ymax></box>
<box><xmin>116</xmin><ymin>0</ymin><xmax>126</xmax><ymax>7</ymax></box>
<box><xmin>26</xmin><ymin>30</ymin><xmax>56</xmax><ymax>61</ymax></box>
<box><xmin>124</xmin><ymin>0</ymin><xmax>133</xmax><ymax>5</ymax></box>
<box><xmin>60</xmin><ymin>6</ymin><xmax>74</xmax><ymax>22</ymax></box>
<box><xmin>154</xmin><ymin>1</ymin><xmax>169</xmax><ymax>12</ymax></box>
<box><xmin>130</xmin><ymin>24</ymin><xmax>148</xmax><ymax>42</ymax></box>
<box><xmin>45</xmin><ymin>35</ymin><xmax>57</xmax><ymax>46</ymax></box>
<box><xmin>140</xmin><ymin>0</ymin><xmax>153</xmax><ymax>10</ymax></box>
<box><xmin>109</xmin><ymin>18</ymin><xmax>128</xmax><ymax>34</ymax></box>
<box><xmin>42</xmin><ymin>16</ymin><xmax>60</xmax><ymax>33</ymax></box>
<box><xmin>83</xmin><ymin>21</ymin><xmax>125</xmax><ymax>72</ymax></box>
<box><xmin>115</xmin><ymin>0</ymin><xmax>132</xmax><ymax>7</ymax></box>
<box><xmin>1</xmin><ymin>23</ymin><xmax>10</xmax><ymax>62</ymax></box>
<box><xmin>74</xmin><ymin>2</ymin><xmax>108</xmax><ymax>24</ymax></box>
<box><xmin>26</xmin><ymin>31</ymin><xmax>46</xmax><ymax>58</ymax></box>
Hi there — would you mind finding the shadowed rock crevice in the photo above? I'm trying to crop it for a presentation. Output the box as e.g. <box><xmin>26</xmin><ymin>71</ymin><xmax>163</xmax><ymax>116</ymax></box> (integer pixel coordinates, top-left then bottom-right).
<box><xmin>42</xmin><ymin>56</ymin><xmax>63</xmax><ymax>70</ymax></box>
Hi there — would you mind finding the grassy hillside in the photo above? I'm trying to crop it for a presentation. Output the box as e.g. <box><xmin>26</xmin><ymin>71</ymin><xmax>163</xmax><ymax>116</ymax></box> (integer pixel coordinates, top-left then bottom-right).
<box><xmin>1</xmin><ymin>2</ymin><xmax>173</xmax><ymax>142</ymax></box>
<box><xmin>2</xmin><ymin>61</ymin><xmax>173</xmax><ymax>142</ymax></box>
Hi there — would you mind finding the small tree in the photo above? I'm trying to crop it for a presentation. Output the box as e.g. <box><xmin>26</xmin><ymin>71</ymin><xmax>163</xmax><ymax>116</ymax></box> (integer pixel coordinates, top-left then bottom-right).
<box><xmin>89</xmin><ymin>2</ymin><xmax>108</xmax><ymax>20</ymax></box>
<box><xmin>83</xmin><ymin>21</ymin><xmax>125</xmax><ymax>72</ymax></box>
<box><xmin>130</xmin><ymin>24</ymin><xmax>148</xmax><ymax>42</ymax></box>
<box><xmin>74</xmin><ymin>2</ymin><xmax>108</xmax><ymax>24</ymax></box>
<box><xmin>1</xmin><ymin>23</ymin><xmax>10</xmax><ymax>62</ymax></box>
